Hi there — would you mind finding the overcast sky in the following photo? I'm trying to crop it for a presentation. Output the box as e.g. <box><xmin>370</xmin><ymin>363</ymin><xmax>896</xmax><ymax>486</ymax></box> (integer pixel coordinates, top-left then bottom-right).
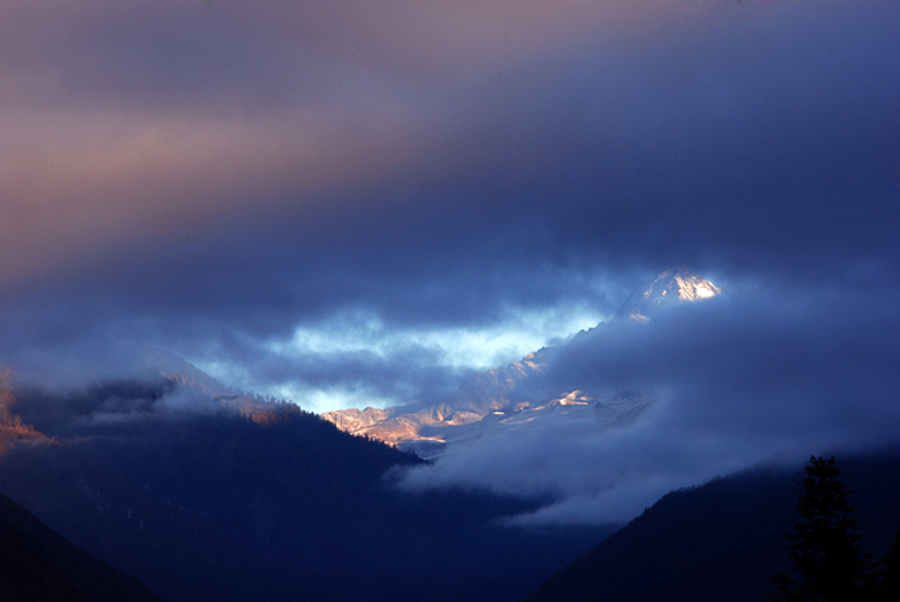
<box><xmin>1</xmin><ymin>0</ymin><xmax>898</xmax><ymax>424</ymax></box>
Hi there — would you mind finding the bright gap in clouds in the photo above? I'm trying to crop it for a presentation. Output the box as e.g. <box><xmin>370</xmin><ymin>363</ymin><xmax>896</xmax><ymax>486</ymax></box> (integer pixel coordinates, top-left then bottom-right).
<box><xmin>196</xmin><ymin>306</ymin><xmax>607</xmax><ymax>413</ymax></box>
<box><xmin>277</xmin><ymin>307</ymin><xmax>605</xmax><ymax>368</ymax></box>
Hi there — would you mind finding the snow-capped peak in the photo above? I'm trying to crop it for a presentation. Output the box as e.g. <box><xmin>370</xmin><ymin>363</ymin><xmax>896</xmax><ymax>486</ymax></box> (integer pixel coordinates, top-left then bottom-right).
<box><xmin>615</xmin><ymin>266</ymin><xmax>721</xmax><ymax>323</ymax></box>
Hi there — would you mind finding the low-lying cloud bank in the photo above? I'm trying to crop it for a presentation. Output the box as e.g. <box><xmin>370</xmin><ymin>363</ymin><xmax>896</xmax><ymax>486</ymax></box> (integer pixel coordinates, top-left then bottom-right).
<box><xmin>397</xmin><ymin>278</ymin><xmax>900</xmax><ymax>526</ymax></box>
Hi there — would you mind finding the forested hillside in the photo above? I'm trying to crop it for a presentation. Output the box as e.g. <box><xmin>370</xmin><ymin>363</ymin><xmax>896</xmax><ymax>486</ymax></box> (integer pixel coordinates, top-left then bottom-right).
<box><xmin>0</xmin><ymin>490</ymin><xmax>163</xmax><ymax>602</ymax></box>
<box><xmin>0</xmin><ymin>375</ymin><xmax>608</xmax><ymax>602</ymax></box>
<box><xmin>525</xmin><ymin>450</ymin><xmax>900</xmax><ymax>602</ymax></box>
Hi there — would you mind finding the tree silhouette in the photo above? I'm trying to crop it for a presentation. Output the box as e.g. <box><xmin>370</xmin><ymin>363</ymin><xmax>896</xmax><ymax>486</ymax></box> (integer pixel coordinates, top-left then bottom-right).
<box><xmin>875</xmin><ymin>528</ymin><xmax>900</xmax><ymax>601</ymax></box>
<box><xmin>770</xmin><ymin>456</ymin><xmax>866</xmax><ymax>602</ymax></box>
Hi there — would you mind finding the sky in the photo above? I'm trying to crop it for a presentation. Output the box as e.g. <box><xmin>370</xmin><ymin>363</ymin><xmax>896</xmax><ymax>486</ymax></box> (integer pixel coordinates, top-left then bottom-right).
<box><xmin>1</xmin><ymin>0</ymin><xmax>899</xmax><ymax>505</ymax></box>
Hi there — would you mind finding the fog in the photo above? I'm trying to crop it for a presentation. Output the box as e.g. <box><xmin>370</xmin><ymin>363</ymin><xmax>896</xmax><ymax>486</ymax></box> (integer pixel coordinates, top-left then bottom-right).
<box><xmin>398</xmin><ymin>279</ymin><xmax>900</xmax><ymax>525</ymax></box>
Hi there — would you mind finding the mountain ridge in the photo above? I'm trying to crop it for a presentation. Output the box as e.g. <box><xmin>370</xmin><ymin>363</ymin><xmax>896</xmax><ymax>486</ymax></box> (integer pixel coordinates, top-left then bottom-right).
<box><xmin>0</xmin><ymin>488</ymin><xmax>164</xmax><ymax>602</ymax></box>
<box><xmin>0</xmin><ymin>367</ymin><xmax>610</xmax><ymax>602</ymax></box>
<box><xmin>323</xmin><ymin>267</ymin><xmax>721</xmax><ymax>457</ymax></box>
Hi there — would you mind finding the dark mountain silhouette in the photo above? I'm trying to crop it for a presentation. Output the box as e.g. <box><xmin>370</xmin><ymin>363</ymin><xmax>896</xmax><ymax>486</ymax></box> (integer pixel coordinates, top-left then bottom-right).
<box><xmin>0</xmin><ymin>373</ymin><xmax>609</xmax><ymax>602</ymax></box>
<box><xmin>523</xmin><ymin>449</ymin><xmax>900</xmax><ymax>602</ymax></box>
<box><xmin>0</xmin><ymin>489</ymin><xmax>163</xmax><ymax>602</ymax></box>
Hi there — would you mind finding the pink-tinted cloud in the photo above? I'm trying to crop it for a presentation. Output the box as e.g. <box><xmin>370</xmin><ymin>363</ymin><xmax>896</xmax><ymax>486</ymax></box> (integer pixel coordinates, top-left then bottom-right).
<box><xmin>0</xmin><ymin>0</ymin><xmax>896</xmax><ymax>419</ymax></box>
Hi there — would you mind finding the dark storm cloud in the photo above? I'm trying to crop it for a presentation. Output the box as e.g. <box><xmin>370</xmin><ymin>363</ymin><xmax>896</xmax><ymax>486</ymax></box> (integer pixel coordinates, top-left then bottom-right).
<box><xmin>0</xmin><ymin>0</ymin><xmax>897</xmax><ymax>410</ymax></box>
<box><xmin>399</xmin><ymin>277</ymin><xmax>900</xmax><ymax>524</ymax></box>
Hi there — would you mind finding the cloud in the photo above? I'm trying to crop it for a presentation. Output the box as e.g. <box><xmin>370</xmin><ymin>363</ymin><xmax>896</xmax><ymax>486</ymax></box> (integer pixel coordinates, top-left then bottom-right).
<box><xmin>0</xmin><ymin>0</ymin><xmax>897</xmax><ymax>413</ymax></box>
<box><xmin>9</xmin><ymin>375</ymin><xmax>230</xmax><ymax>440</ymax></box>
<box><xmin>397</xmin><ymin>277</ymin><xmax>900</xmax><ymax>525</ymax></box>
<box><xmin>0</xmin><ymin>0</ymin><xmax>896</xmax><ymax>527</ymax></box>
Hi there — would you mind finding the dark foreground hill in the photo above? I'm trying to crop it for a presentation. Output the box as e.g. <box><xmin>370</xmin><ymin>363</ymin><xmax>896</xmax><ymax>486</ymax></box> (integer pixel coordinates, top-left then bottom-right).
<box><xmin>0</xmin><ymin>376</ymin><xmax>609</xmax><ymax>602</ymax></box>
<box><xmin>0</xmin><ymin>490</ymin><xmax>163</xmax><ymax>602</ymax></box>
<box><xmin>524</xmin><ymin>449</ymin><xmax>900</xmax><ymax>602</ymax></box>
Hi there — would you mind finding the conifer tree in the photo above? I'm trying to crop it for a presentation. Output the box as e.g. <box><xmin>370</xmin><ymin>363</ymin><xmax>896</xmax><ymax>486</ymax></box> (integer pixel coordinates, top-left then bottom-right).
<box><xmin>877</xmin><ymin>528</ymin><xmax>900</xmax><ymax>601</ymax></box>
<box><xmin>770</xmin><ymin>456</ymin><xmax>866</xmax><ymax>602</ymax></box>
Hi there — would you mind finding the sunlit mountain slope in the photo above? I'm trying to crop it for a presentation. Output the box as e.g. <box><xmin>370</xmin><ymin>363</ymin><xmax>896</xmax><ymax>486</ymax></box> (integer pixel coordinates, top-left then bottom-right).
<box><xmin>324</xmin><ymin>267</ymin><xmax>720</xmax><ymax>458</ymax></box>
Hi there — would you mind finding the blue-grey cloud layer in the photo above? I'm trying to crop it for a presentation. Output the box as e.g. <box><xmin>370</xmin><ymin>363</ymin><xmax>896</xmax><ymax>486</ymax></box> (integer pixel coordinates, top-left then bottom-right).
<box><xmin>399</xmin><ymin>282</ymin><xmax>900</xmax><ymax>524</ymax></box>
<box><xmin>0</xmin><ymin>0</ymin><xmax>898</xmax><ymax>412</ymax></box>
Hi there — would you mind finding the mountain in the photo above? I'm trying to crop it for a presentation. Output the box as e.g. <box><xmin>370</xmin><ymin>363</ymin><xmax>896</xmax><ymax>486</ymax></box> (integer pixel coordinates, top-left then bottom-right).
<box><xmin>324</xmin><ymin>267</ymin><xmax>721</xmax><ymax>458</ymax></box>
<box><xmin>323</xmin><ymin>348</ymin><xmax>558</xmax><ymax>456</ymax></box>
<box><xmin>0</xmin><ymin>368</ymin><xmax>609</xmax><ymax>602</ymax></box>
<box><xmin>523</xmin><ymin>449</ymin><xmax>900</xmax><ymax>602</ymax></box>
<box><xmin>0</xmin><ymin>489</ymin><xmax>163</xmax><ymax>602</ymax></box>
<box><xmin>613</xmin><ymin>265</ymin><xmax>722</xmax><ymax>324</ymax></box>
<box><xmin>0</xmin><ymin>268</ymin><xmax>720</xmax><ymax>600</ymax></box>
